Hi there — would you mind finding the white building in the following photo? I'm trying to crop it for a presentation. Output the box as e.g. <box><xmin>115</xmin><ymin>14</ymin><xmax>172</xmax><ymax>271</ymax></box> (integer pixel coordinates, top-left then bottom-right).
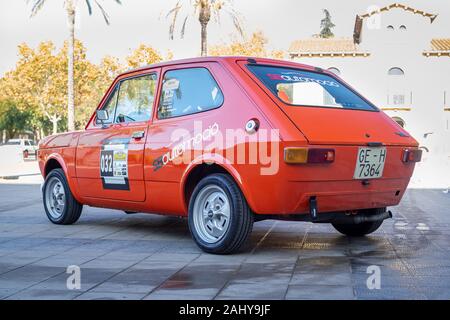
<box><xmin>289</xmin><ymin>3</ymin><xmax>450</xmax><ymax>188</ymax></box>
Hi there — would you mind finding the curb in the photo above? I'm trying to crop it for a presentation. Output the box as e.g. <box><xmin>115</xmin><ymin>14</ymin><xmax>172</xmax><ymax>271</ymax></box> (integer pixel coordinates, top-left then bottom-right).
<box><xmin>0</xmin><ymin>173</ymin><xmax>40</xmax><ymax>179</ymax></box>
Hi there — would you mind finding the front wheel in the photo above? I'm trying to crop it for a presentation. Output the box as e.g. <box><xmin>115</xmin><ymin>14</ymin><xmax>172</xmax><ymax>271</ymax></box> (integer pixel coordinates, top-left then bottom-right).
<box><xmin>43</xmin><ymin>168</ymin><xmax>83</xmax><ymax>225</ymax></box>
<box><xmin>332</xmin><ymin>208</ymin><xmax>384</xmax><ymax>236</ymax></box>
<box><xmin>188</xmin><ymin>174</ymin><xmax>253</xmax><ymax>254</ymax></box>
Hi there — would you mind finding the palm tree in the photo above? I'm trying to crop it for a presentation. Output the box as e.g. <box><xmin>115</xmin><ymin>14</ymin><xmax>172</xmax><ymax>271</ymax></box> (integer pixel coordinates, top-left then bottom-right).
<box><xmin>27</xmin><ymin>0</ymin><xmax>121</xmax><ymax>132</ymax></box>
<box><xmin>167</xmin><ymin>0</ymin><xmax>243</xmax><ymax>56</ymax></box>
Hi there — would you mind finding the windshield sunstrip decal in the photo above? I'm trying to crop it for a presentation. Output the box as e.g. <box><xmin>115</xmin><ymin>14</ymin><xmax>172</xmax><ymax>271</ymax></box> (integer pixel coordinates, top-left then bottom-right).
<box><xmin>266</xmin><ymin>72</ymin><xmax>340</xmax><ymax>87</ymax></box>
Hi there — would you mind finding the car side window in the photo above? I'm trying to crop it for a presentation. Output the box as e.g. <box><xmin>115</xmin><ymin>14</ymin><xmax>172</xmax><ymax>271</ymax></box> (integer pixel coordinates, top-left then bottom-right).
<box><xmin>158</xmin><ymin>68</ymin><xmax>224</xmax><ymax>119</ymax></box>
<box><xmin>114</xmin><ymin>74</ymin><xmax>157</xmax><ymax>124</ymax></box>
<box><xmin>96</xmin><ymin>86</ymin><xmax>118</xmax><ymax>125</ymax></box>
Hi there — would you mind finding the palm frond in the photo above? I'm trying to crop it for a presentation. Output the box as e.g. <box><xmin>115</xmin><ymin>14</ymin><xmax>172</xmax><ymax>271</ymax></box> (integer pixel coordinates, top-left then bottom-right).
<box><xmin>168</xmin><ymin>2</ymin><xmax>183</xmax><ymax>40</ymax></box>
<box><xmin>85</xmin><ymin>0</ymin><xmax>93</xmax><ymax>15</ymax></box>
<box><xmin>94</xmin><ymin>0</ymin><xmax>111</xmax><ymax>25</ymax></box>
<box><xmin>180</xmin><ymin>16</ymin><xmax>189</xmax><ymax>38</ymax></box>
<box><xmin>27</xmin><ymin>0</ymin><xmax>47</xmax><ymax>17</ymax></box>
<box><xmin>166</xmin><ymin>2</ymin><xmax>182</xmax><ymax>18</ymax></box>
<box><xmin>192</xmin><ymin>0</ymin><xmax>201</xmax><ymax>19</ymax></box>
<box><xmin>227</xmin><ymin>8</ymin><xmax>244</xmax><ymax>37</ymax></box>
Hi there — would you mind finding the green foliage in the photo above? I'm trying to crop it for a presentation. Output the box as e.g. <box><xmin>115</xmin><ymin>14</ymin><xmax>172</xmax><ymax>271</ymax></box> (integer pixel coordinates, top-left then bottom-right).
<box><xmin>0</xmin><ymin>100</ymin><xmax>33</xmax><ymax>140</ymax></box>
<box><xmin>319</xmin><ymin>9</ymin><xmax>335</xmax><ymax>39</ymax></box>
<box><xmin>0</xmin><ymin>40</ymin><xmax>169</xmax><ymax>136</ymax></box>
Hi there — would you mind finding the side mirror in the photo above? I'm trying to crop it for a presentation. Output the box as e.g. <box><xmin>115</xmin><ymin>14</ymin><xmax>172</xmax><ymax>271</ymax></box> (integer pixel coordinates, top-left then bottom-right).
<box><xmin>96</xmin><ymin>109</ymin><xmax>109</xmax><ymax>128</ymax></box>
<box><xmin>96</xmin><ymin>109</ymin><xmax>109</xmax><ymax>121</ymax></box>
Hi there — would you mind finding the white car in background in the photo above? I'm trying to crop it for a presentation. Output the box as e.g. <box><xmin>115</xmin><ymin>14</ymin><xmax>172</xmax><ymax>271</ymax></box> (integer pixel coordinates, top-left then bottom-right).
<box><xmin>3</xmin><ymin>139</ymin><xmax>37</xmax><ymax>160</ymax></box>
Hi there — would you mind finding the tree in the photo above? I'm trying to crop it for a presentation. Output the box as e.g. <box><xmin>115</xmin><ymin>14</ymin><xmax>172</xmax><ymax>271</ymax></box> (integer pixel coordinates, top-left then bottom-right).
<box><xmin>209</xmin><ymin>31</ymin><xmax>285</xmax><ymax>58</ymax></box>
<box><xmin>0</xmin><ymin>41</ymin><xmax>103</xmax><ymax>135</ymax></box>
<box><xmin>167</xmin><ymin>0</ymin><xmax>243</xmax><ymax>56</ymax></box>
<box><xmin>319</xmin><ymin>9</ymin><xmax>335</xmax><ymax>38</ymax></box>
<box><xmin>0</xmin><ymin>100</ymin><xmax>33</xmax><ymax>140</ymax></box>
<box><xmin>26</xmin><ymin>0</ymin><xmax>122</xmax><ymax>132</ymax></box>
<box><xmin>0</xmin><ymin>42</ymin><xmax>65</xmax><ymax>135</ymax></box>
<box><xmin>126</xmin><ymin>45</ymin><xmax>164</xmax><ymax>69</ymax></box>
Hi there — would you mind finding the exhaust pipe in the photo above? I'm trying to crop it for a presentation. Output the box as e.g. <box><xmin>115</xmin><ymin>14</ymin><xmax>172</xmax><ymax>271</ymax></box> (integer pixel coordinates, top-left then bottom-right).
<box><xmin>333</xmin><ymin>210</ymin><xmax>393</xmax><ymax>224</ymax></box>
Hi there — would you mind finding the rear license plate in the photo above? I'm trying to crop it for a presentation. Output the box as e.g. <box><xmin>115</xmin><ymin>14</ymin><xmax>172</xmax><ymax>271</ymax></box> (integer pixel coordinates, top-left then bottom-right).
<box><xmin>353</xmin><ymin>147</ymin><xmax>387</xmax><ymax>179</ymax></box>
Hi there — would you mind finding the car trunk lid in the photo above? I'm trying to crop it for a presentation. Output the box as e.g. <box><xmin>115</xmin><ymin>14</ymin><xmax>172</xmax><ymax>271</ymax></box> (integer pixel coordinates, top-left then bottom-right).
<box><xmin>280</xmin><ymin>106</ymin><xmax>417</xmax><ymax>146</ymax></box>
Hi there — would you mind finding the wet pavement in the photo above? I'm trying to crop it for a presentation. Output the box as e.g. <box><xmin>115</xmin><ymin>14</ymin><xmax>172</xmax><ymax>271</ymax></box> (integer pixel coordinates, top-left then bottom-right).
<box><xmin>0</xmin><ymin>184</ymin><xmax>449</xmax><ymax>300</ymax></box>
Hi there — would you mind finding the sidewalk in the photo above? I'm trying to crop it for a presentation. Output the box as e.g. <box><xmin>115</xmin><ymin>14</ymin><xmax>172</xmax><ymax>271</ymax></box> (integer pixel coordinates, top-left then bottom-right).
<box><xmin>0</xmin><ymin>152</ymin><xmax>41</xmax><ymax>184</ymax></box>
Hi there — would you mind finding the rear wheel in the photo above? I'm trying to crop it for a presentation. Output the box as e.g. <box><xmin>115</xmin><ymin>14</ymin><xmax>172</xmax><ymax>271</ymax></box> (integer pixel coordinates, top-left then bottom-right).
<box><xmin>331</xmin><ymin>208</ymin><xmax>384</xmax><ymax>236</ymax></box>
<box><xmin>43</xmin><ymin>168</ymin><xmax>83</xmax><ymax>225</ymax></box>
<box><xmin>188</xmin><ymin>174</ymin><xmax>253</xmax><ymax>254</ymax></box>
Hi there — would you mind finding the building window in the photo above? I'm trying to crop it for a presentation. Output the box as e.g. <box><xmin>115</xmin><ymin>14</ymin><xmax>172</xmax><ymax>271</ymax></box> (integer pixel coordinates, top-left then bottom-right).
<box><xmin>392</xmin><ymin>117</ymin><xmax>405</xmax><ymax>128</ymax></box>
<box><xmin>399</xmin><ymin>25</ymin><xmax>407</xmax><ymax>31</ymax></box>
<box><xmin>387</xmin><ymin>68</ymin><xmax>407</xmax><ymax>107</ymax></box>
<box><xmin>445</xmin><ymin>91</ymin><xmax>450</xmax><ymax>111</ymax></box>
<box><xmin>392</xmin><ymin>94</ymin><xmax>405</xmax><ymax>105</ymax></box>
<box><xmin>387</xmin><ymin>25</ymin><xmax>394</xmax><ymax>31</ymax></box>
<box><xmin>388</xmin><ymin>67</ymin><xmax>405</xmax><ymax>76</ymax></box>
<box><xmin>327</xmin><ymin>67</ymin><xmax>341</xmax><ymax>76</ymax></box>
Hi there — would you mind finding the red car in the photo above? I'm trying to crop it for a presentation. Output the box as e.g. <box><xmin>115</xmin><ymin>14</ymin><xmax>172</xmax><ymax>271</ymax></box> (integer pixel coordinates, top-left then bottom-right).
<box><xmin>38</xmin><ymin>57</ymin><xmax>421</xmax><ymax>254</ymax></box>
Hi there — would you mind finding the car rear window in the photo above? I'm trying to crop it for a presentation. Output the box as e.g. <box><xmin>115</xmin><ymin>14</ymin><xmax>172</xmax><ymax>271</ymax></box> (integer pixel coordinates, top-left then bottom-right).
<box><xmin>158</xmin><ymin>68</ymin><xmax>223</xmax><ymax>119</ymax></box>
<box><xmin>247</xmin><ymin>65</ymin><xmax>377</xmax><ymax>111</ymax></box>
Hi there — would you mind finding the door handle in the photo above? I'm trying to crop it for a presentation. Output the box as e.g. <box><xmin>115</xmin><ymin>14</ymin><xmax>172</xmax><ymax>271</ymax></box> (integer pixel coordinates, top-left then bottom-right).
<box><xmin>131</xmin><ymin>131</ymin><xmax>145</xmax><ymax>140</ymax></box>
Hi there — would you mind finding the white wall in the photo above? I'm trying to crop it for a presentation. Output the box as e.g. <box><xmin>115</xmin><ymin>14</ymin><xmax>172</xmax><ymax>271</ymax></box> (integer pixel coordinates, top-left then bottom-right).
<box><xmin>292</xmin><ymin>10</ymin><xmax>450</xmax><ymax>188</ymax></box>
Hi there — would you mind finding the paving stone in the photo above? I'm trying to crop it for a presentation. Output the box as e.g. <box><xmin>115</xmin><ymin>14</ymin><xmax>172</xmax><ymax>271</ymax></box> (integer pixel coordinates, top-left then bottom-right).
<box><xmin>74</xmin><ymin>291</ymin><xmax>145</xmax><ymax>300</ymax></box>
<box><xmin>217</xmin><ymin>281</ymin><xmax>287</xmax><ymax>299</ymax></box>
<box><xmin>5</xmin><ymin>288</ymin><xmax>81</xmax><ymax>300</ymax></box>
<box><xmin>286</xmin><ymin>285</ymin><xmax>355</xmax><ymax>300</ymax></box>
<box><xmin>290</xmin><ymin>272</ymin><xmax>352</xmax><ymax>286</ymax></box>
<box><xmin>0</xmin><ymin>184</ymin><xmax>449</xmax><ymax>300</ymax></box>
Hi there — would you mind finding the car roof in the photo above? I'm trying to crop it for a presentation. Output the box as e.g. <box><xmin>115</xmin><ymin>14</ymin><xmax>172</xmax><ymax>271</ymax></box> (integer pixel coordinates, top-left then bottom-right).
<box><xmin>121</xmin><ymin>56</ymin><xmax>317</xmax><ymax>78</ymax></box>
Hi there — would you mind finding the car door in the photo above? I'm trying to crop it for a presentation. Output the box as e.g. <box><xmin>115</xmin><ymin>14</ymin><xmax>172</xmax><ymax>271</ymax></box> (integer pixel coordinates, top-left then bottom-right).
<box><xmin>76</xmin><ymin>69</ymin><xmax>160</xmax><ymax>202</ymax></box>
<box><xmin>143</xmin><ymin>64</ymin><xmax>226</xmax><ymax>213</ymax></box>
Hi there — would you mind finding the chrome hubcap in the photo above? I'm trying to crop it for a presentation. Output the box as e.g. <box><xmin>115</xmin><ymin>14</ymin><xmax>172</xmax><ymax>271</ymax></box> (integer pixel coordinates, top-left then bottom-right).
<box><xmin>45</xmin><ymin>177</ymin><xmax>66</xmax><ymax>219</ymax></box>
<box><xmin>193</xmin><ymin>185</ymin><xmax>231</xmax><ymax>243</ymax></box>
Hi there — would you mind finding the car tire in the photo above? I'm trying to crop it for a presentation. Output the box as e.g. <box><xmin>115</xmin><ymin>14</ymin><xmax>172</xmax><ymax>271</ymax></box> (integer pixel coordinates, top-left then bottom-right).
<box><xmin>43</xmin><ymin>168</ymin><xmax>83</xmax><ymax>225</ymax></box>
<box><xmin>331</xmin><ymin>208</ymin><xmax>384</xmax><ymax>236</ymax></box>
<box><xmin>188</xmin><ymin>173</ymin><xmax>254</xmax><ymax>254</ymax></box>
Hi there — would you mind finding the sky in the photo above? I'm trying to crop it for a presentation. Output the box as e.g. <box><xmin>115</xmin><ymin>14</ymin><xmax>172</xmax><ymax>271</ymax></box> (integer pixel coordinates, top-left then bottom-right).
<box><xmin>0</xmin><ymin>0</ymin><xmax>449</xmax><ymax>76</ymax></box>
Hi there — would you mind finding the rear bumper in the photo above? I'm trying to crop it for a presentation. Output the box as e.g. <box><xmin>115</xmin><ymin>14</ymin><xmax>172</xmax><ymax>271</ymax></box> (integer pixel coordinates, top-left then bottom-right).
<box><xmin>250</xmin><ymin>177</ymin><xmax>410</xmax><ymax>215</ymax></box>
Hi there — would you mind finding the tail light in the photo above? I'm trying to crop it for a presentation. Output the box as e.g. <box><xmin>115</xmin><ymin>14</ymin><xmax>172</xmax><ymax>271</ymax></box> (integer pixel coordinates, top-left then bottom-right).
<box><xmin>402</xmin><ymin>149</ymin><xmax>422</xmax><ymax>163</ymax></box>
<box><xmin>284</xmin><ymin>148</ymin><xmax>335</xmax><ymax>164</ymax></box>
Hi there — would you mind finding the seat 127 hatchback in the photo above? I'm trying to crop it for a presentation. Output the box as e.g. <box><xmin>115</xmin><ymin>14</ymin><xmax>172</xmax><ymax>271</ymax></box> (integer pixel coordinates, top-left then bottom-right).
<box><xmin>38</xmin><ymin>57</ymin><xmax>422</xmax><ymax>254</ymax></box>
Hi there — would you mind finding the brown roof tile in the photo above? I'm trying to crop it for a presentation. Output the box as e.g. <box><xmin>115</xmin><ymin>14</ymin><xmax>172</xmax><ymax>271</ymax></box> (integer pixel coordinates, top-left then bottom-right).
<box><xmin>289</xmin><ymin>38</ymin><xmax>358</xmax><ymax>53</ymax></box>
<box><xmin>360</xmin><ymin>2</ymin><xmax>437</xmax><ymax>22</ymax></box>
<box><xmin>430</xmin><ymin>39</ymin><xmax>450</xmax><ymax>51</ymax></box>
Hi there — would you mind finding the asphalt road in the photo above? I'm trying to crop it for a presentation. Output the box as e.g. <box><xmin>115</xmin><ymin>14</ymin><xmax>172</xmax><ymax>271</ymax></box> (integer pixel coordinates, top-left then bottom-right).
<box><xmin>0</xmin><ymin>183</ymin><xmax>449</xmax><ymax>300</ymax></box>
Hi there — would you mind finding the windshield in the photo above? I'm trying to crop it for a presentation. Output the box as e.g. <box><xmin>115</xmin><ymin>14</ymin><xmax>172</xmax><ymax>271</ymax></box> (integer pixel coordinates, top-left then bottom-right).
<box><xmin>6</xmin><ymin>140</ymin><xmax>20</xmax><ymax>145</ymax></box>
<box><xmin>247</xmin><ymin>65</ymin><xmax>377</xmax><ymax>111</ymax></box>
